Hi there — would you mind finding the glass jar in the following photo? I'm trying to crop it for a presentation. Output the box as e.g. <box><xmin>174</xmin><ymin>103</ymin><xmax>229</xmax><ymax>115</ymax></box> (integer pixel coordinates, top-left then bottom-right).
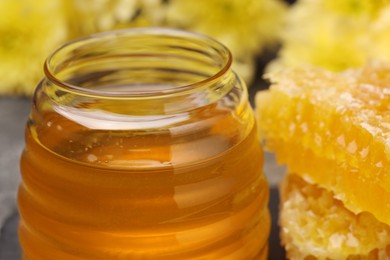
<box><xmin>18</xmin><ymin>28</ymin><xmax>270</xmax><ymax>259</ymax></box>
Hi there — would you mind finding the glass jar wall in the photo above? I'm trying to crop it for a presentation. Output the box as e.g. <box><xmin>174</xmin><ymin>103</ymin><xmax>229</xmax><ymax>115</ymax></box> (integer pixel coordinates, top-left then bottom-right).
<box><xmin>18</xmin><ymin>28</ymin><xmax>270</xmax><ymax>259</ymax></box>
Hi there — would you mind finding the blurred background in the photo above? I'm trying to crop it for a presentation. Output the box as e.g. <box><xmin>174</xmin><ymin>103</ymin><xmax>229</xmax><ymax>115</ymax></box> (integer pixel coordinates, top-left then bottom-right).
<box><xmin>2</xmin><ymin>0</ymin><xmax>390</xmax><ymax>258</ymax></box>
<box><xmin>0</xmin><ymin>0</ymin><xmax>294</xmax><ymax>96</ymax></box>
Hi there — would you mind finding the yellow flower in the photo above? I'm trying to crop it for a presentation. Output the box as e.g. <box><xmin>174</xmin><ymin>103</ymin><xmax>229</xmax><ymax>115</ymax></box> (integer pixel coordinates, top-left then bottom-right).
<box><xmin>269</xmin><ymin>0</ymin><xmax>390</xmax><ymax>72</ymax></box>
<box><xmin>324</xmin><ymin>0</ymin><xmax>388</xmax><ymax>16</ymax></box>
<box><xmin>166</xmin><ymin>0</ymin><xmax>287</xmax><ymax>84</ymax></box>
<box><xmin>0</xmin><ymin>0</ymin><xmax>67</xmax><ymax>95</ymax></box>
<box><xmin>369</xmin><ymin>6</ymin><xmax>390</xmax><ymax>64</ymax></box>
<box><xmin>66</xmin><ymin>0</ymin><xmax>167</xmax><ymax>37</ymax></box>
<box><xmin>65</xmin><ymin>0</ymin><xmax>286</xmax><ymax>86</ymax></box>
<box><xmin>167</xmin><ymin>0</ymin><xmax>286</xmax><ymax>58</ymax></box>
<box><xmin>0</xmin><ymin>0</ymin><xmax>287</xmax><ymax>95</ymax></box>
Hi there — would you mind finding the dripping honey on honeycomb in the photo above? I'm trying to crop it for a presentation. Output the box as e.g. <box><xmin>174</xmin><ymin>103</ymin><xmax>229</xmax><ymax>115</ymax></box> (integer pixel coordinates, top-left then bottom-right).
<box><xmin>256</xmin><ymin>64</ymin><xmax>390</xmax><ymax>224</ymax></box>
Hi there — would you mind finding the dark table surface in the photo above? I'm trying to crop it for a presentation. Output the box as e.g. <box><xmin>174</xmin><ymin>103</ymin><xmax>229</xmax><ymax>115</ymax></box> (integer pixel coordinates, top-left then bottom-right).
<box><xmin>0</xmin><ymin>73</ymin><xmax>287</xmax><ymax>260</ymax></box>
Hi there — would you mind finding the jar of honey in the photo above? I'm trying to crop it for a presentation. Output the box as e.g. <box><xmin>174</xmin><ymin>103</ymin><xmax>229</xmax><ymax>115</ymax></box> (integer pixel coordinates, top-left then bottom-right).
<box><xmin>18</xmin><ymin>28</ymin><xmax>270</xmax><ymax>259</ymax></box>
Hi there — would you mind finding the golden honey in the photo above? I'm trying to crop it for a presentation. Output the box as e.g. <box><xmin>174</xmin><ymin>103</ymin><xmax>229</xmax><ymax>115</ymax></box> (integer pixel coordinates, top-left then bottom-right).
<box><xmin>18</xmin><ymin>28</ymin><xmax>270</xmax><ymax>259</ymax></box>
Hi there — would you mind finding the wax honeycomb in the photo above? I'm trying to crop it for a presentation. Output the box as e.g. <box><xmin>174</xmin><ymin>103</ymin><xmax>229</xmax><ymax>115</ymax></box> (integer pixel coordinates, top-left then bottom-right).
<box><xmin>280</xmin><ymin>174</ymin><xmax>390</xmax><ymax>259</ymax></box>
<box><xmin>256</xmin><ymin>64</ymin><xmax>390</xmax><ymax>224</ymax></box>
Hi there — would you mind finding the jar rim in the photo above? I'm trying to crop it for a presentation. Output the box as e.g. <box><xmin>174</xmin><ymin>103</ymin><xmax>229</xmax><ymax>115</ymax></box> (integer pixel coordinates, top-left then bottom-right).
<box><xmin>44</xmin><ymin>27</ymin><xmax>233</xmax><ymax>98</ymax></box>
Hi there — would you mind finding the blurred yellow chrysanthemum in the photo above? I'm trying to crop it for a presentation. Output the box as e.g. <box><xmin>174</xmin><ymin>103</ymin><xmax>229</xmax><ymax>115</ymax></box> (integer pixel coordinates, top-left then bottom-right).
<box><xmin>65</xmin><ymin>0</ymin><xmax>167</xmax><ymax>37</ymax></box>
<box><xmin>67</xmin><ymin>0</ymin><xmax>287</xmax><ymax>85</ymax></box>
<box><xmin>269</xmin><ymin>0</ymin><xmax>390</xmax><ymax>72</ymax></box>
<box><xmin>0</xmin><ymin>0</ymin><xmax>288</xmax><ymax>95</ymax></box>
<box><xmin>166</xmin><ymin>0</ymin><xmax>287</xmax><ymax>84</ymax></box>
<box><xmin>324</xmin><ymin>0</ymin><xmax>388</xmax><ymax>16</ymax></box>
<box><xmin>0</xmin><ymin>0</ymin><xmax>67</xmax><ymax>95</ymax></box>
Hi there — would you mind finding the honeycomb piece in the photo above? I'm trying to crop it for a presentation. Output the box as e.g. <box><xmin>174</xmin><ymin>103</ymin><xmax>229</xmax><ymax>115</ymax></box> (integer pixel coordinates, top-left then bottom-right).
<box><xmin>256</xmin><ymin>64</ymin><xmax>390</xmax><ymax>224</ymax></box>
<box><xmin>280</xmin><ymin>174</ymin><xmax>390</xmax><ymax>260</ymax></box>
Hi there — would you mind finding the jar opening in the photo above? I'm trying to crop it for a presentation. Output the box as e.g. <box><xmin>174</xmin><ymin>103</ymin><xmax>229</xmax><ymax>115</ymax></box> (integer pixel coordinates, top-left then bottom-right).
<box><xmin>44</xmin><ymin>28</ymin><xmax>232</xmax><ymax>98</ymax></box>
